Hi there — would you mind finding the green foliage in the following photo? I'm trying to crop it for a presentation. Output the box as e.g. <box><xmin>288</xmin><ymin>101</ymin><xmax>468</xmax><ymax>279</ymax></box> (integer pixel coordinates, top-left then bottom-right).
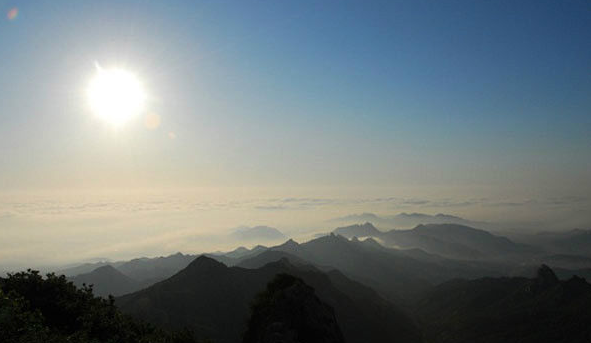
<box><xmin>0</xmin><ymin>269</ymin><xmax>208</xmax><ymax>343</ymax></box>
<box><xmin>0</xmin><ymin>288</ymin><xmax>52</xmax><ymax>343</ymax></box>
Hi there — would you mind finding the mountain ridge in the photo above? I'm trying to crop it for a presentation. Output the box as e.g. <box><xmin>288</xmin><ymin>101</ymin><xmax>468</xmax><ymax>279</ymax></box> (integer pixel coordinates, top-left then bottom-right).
<box><xmin>117</xmin><ymin>255</ymin><xmax>422</xmax><ymax>343</ymax></box>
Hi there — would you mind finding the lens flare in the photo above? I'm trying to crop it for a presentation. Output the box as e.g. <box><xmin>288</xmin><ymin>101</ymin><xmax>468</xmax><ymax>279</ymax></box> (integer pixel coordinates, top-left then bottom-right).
<box><xmin>7</xmin><ymin>8</ymin><xmax>18</xmax><ymax>21</ymax></box>
<box><xmin>144</xmin><ymin>112</ymin><xmax>161</xmax><ymax>130</ymax></box>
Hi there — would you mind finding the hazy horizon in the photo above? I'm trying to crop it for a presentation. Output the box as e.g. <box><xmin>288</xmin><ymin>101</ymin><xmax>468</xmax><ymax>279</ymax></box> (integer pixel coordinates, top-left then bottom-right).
<box><xmin>2</xmin><ymin>186</ymin><xmax>590</xmax><ymax>268</ymax></box>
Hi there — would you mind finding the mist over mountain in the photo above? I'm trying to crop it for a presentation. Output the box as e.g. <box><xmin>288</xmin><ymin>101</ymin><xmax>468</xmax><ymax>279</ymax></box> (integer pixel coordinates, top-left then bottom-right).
<box><xmin>116</xmin><ymin>252</ymin><xmax>197</xmax><ymax>284</ymax></box>
<box><xmin>56</xmin><ymin>261</ymin><xmax>123</xmax><ymax>277</ymax></box>
<box><xmin>330</xmin><ymin>212</ymin><xmax>488</xmax><ymax>229</ymax></box>
<box><xmin>55</xmin><ymin>221</ymin><xmax>591</xmax><ymax>304</ymax></box>
<box><xmin>264</xmin><ymin>233</ymin><xmax>516</xmax><ymax>305</ymax></box>
<box><xmin>519</xmin><ymin>229</ymin><xmax>591</xmax><ymax>257</ymax></box>
<box><xmin>332</xmin><ymin>222</ymin><xmax>383</xmax><ymax>237</ymax></box>
<box><xmin>334</xmin><ymin>223</ymin><xmax>538</xmax><ymax>261</ymax></box>
<box><xmin>6</xmin><ymin>221</ymin><xmax>591</xmax><ymax>343</ymax></box>
<box><xmin>237</xmin><ymin>250</ymin><xmax>308</xmax><ymax>269</ymax></box>
<box><xmin>9</xmin><ymin>218</ymin><xmax>591</xmax><ymax>343</ymax></box>
<box><xmin>230</xmin><ymin>226</ymin><xmax>287</xmax><ymax>242</ymax></box>
<box><xmin>215</xmin><ymin>245</ymin><xmax>268</xmax><ymax>260</ymax></box>
<box><xmin>57</xmin><ymin>252</ymin><xmax>198</xmax><ymax>282</ymax></box>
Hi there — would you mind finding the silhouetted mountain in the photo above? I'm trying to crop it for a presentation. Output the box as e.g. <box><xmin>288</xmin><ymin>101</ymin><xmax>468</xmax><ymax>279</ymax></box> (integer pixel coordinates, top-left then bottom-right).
<box><xmin>386</xmin><ymin>224</ymin><xmax>537</xmax><ymax>260</ymax></box>
<box><xmin>334</xmin><ymin>223</ymin><xmax>537</xmax><ymax>261</ymax></box>
<box><xmin>238</xmin><ymin>250</ymin><xmax>308</xmax><ymax>269</ymax></box>
<box><xmin>330</xmin><ymin>212</ymin><xmax>487</xmax><ymax>229</ymax></box>
<box><xmin>116</xmin><ymin>252</ymin><xmax>197</xmax><ymax>284</ymax></box>
<box><xmin>226</xmin><ymin>246</ymin><xmax>250</xmax><ymax>257</ymax></box>
<box><xmin>56</xmin><ymin>261</ymin><xmax>123</xmax><ymax>277</ymax></box>
<box><xmin>117</xmin><ymin>255</ymin><xmax>422</xmax><ymax>343</ymax></box>
<box><xmin>333</xmin><ymin>222</ymin><xmax>382</xmax><ymax>237</ymax></box>
<box><xmin>269</xmin><ymin>235</ymin><xmax>432</xmax><ymax>303</ymax></box>
<box><xmin>221</xmin><ymin>245</ymin><xmax>268</xmax><ymax>259</ymax></box>
<box><xmin>206</xmin><ymin>245</ymin><xmax>269</xmax><ymax>267</ymax></box>
<box><xmin>268</xmin><ymin>233</ymin><xmax>518</xmax><ymax>305</ymax></box>
<box><xmin>417</xmin><ymin>265</ymin><xmax>591</xmax><ymax>343</ymax></box>
<box><xmin>243</xmin><ymin>273</ymin><xmax>345</xmax><ymax>343</ymax></box>
<box><xmin>275</xmin><ymin>238</ymin><xmax>301</xmax><ymax>253</ymax></box>
<box><xmin>69</xmin><ymin>265</ymin><xmax>141</xmax><ymax>297</ymax></box>
<box><xmin>57</xmin><ymin>252</ymin><xmax>198</xmax><ymax>286</ymax></box>
<box><xmin>231</xmin><ymin>226</ymin><xmax>286</xmax><ymax>242</ymax></box>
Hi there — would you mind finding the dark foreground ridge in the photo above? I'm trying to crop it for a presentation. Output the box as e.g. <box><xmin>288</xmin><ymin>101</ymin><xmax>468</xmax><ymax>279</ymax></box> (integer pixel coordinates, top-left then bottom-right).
<box><xmin>243</xmin><ymin>273</ymin><xmax>345</xmax><ymax>343</ymax></box>
<box><xmin>417</xmin><ymin>265</ymin><xmax>591</xmax><ymax>343</ymax></box>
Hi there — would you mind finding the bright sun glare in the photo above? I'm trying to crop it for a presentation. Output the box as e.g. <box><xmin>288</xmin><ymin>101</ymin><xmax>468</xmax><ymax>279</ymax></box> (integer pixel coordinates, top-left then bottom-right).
<box><xmin>87</xmin><ymin>66</ymin><xmax>146</xmax><ymax>126</ymax></box>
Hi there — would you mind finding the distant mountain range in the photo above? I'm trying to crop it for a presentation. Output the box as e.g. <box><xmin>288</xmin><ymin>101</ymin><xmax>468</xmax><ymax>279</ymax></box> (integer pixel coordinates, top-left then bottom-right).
<box><xmin>211</xmin><ymin>244</ymin><xmax>268</xmax><ymax>260</ymax></box>
<box><xmin>60</xmin><ymin>253</ymin><xmax>198</xmax><ymax>297</ymax></box>
<box><xmin>330</xmin><ymin>212</ymin><xmax>489</xmax><ymax>229</ymax></box>
<box><xmin>56</xmin><ymin>261</ymin><xmax>121</xmax><ymax>277</ymax></box>
<box><xmin>59</xmin><ymin>223</ymin><xmax>590</xmax><ymax>302</ymax></box>
<box><xmin>333</xmin><ymin>223</ymin><xmax>539</xmax><ymax>261</ymax></box>
<box><xmin>29</xmin><ymin>220</ymin><xmax>591</xmax><ymax>343</ymax></box>
<box><xmin>241</xmin><ymin>233</ymin><xmax>513</xmax><ymax>305</ymax></box>
<box><xmin>56</xmin><ymin>252</ymin><xmax>197</xmax><ymax>279</ymax></box>
<box><xmin>116</xmin><ymin>252</ymin><xmax>197</xmax><ymax>284</ymax></box>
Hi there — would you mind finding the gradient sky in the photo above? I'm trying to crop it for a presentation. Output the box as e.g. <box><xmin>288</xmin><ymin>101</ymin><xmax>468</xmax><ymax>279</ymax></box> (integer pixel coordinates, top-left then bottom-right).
<box><xmin>1</xmin><ymin>0</ymin><xmax>590</xmax><ymax>266</ymax></box>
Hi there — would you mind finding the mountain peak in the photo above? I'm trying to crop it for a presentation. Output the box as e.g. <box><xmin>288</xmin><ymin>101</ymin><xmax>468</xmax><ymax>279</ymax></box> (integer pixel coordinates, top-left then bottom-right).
<box><xmin>333</xmin><ymin>222</ymin><xmax>381</xmax><ymax>239</ymax></box>
<box><xmin>185</xmin><ymin>255</ymin><xmax>227</xmax><ymax>272</ymax></box>
<box><xmin>92</xmin><ymin>264</ymin><xmax>119</xmax><ymax>274</ymax></box>
<box><xmin>413</xmin><ymin>223</ymin><xmax>480</xmax><ymax>234</ymax></box>
<box><xmin>274</xmin><ymin>239</ymin><xmax>300</xmax><ymax>253</ymax></box>
<box><xmin>283</xmin><ymin>238</ymin><xmax>299</xmax><ymax>246</ymax></box>
<box><xmin>536</xmin><ymin>264</ymin><xmax>559</xmax><ymax>285</ymax></box>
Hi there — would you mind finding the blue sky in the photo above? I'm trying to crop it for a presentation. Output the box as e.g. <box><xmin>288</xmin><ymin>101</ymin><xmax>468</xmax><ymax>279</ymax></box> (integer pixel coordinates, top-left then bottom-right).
<box><xmin>1</xmin><ymin>0</ymin><xmax>590</xmax><ymax>190</ymax></box>
<box><xmin>0</xmin><ymin>1</ymin><xmax>590</xmax><ymax>263</ymax></box>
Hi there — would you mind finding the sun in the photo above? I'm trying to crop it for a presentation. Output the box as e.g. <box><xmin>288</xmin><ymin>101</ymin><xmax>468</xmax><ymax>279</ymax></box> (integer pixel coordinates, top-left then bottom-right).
<box><xmin>87</xmin><ymin>66</ymin><xmax>146</xmax><ymax>126</ymax></box>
